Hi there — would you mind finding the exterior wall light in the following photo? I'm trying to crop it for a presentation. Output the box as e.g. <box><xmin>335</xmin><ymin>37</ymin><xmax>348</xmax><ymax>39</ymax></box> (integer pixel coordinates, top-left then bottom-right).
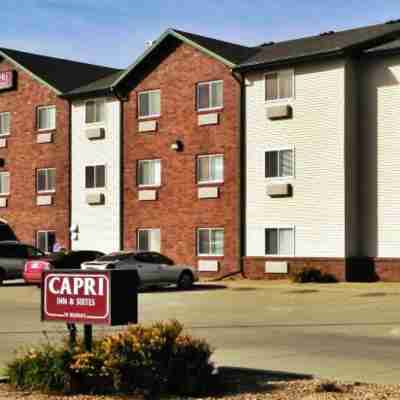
<box><xmin>170</xmin><ymin>140</ymin><xmax>183</xmax><ymax>152</ymax></box>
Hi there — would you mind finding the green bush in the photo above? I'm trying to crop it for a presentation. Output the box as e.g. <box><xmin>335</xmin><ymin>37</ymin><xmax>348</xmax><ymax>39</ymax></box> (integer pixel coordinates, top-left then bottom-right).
<box><xmin>7</xmin><ymin>343</ymin><xmax>74</xmax><ymax>392</ymax></box>
<box><xmin>7</xmin><ymin>320</ymin><xmax>214</xmax><ymax>397</ymax></box>
<box><xmin>290</xmin><ymin>267</ymin><xmax>338</xmax><ymax>283</ymax></box>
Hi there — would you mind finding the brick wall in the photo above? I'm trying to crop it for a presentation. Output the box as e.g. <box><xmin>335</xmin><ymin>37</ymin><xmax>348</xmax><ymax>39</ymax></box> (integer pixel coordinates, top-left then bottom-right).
<box><xmin>243</xmin><ymin>257</ymin><xmax>347</xmax><ymax>281</ymax></box>
<box><xmin>0</xmin><ymin>60</ymin><xmax>70</xmax><ymax>249</ymax></box>
<box><xmin>122</xmin><ymin>42</ymin><xmax>241</xmax><ymax>276</ymax></box>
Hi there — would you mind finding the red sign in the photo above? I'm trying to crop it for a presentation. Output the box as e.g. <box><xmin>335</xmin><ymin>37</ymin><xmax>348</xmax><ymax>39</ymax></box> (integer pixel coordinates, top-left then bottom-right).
<box><xmin>0</xmin><ymin>71</ymin><xmax>14</xmax><ymax>91</ymax></box>
<box><xmin>42</xmin><ymin>272</ymin><xmax>110</xmax><ymax>325</ymax></box>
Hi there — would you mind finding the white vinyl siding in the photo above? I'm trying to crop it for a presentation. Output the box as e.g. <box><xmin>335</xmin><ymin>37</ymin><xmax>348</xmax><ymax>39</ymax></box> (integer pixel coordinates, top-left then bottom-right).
<box><xmin>246</xmin><ymin>60</ymin><xmax>346</xmax><ymax>258</ymax></box>
<box><xmin>265</xmin><ymin>70</ymin><xmax>294</xmax><ymax>101</ymax></box>
<box><xmin>0</xmin><ymin>112</ymin><xmax>10</xmax><ymax>136</ymax></box>
<box><xmin>138</xmin><ymin>159</ymin><xmax>161</xmax><ymax>187</ymax></box>
<box><xmin>85</xmin><ymin>165</ymin><xmax>106</xmax><ymax>189</ymax></box>
<box><xmin>137</xmin><ymin>229</ymin><xmax>161</xmax><ymax>252</ymax></box>
<box><xmin>71</xmin><ymin>98</ymin><xmax>121</xmax><ymax>253</ymax></box>
<box><xmin>85</xmin><ymin>100</ymin><xmax>105</xmax><ymax>124</ymax></box>
<box><xmin>37</xmin><ymin>168</ymin><xmax>56</xmax><ymax>193</ymax></box>
<box><xmin>197</xmin><ymin>228</ymin><xmax>224</xmax><ymax>256</ymax></box>
<box><xmin>197</xmin><ymin>80</ymin><xmax>223</xmax><ymax>111</ymax></box>
<box><xmin>37</xmin><ymin>106</ymin><xmax>56</xmax><ymax>131</ymax></box>
<box><xmin>265</xmin><ymin>149</ymin><xmax>294</xmax><ymax>178</ymax></box>
<box><xmin>138</xmin><ymin>90</ymin><xmax>160</xmax><ymax>118</ymax></box>
<box><xmin>197</xmin><ymin>154</ymin><xmax>224</xmax><ymax>184</ymax></box>
<box><xmin>265</xmin><ymin>227</ymin><xmax>294</xmax><ymax>256</ymax></box>
<box><xmin>360</xmin><ymin>55</ymin><xmax>400</xmax><ymax>257</ymax></box>
<box><xmin>36</xmin><ymin>231</ymin><xmax>56</xmax><ymax>253</ymax></box>
<box><xmin>0</xmin><ymin>172</ymin><xmax>10</xmax><ymax>195</ymax></box>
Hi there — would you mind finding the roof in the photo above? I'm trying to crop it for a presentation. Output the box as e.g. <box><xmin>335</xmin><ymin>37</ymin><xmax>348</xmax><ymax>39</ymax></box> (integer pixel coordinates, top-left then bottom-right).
<box><xmin>64</xmin><ymin>69</ymin><xmax>125</xmax><ymax>97</ymax></box>
<box><xmin>0</xmin><ymin>47</ymin><xmax>121</xmax><ymax>94</ymax></box>
<box><xmin>364</xmin><ymin>38</ymin><xmax>400</xmax><ymax>54</ymax></box>
<box><xmin>237</xmin><ymin>20</ymin><xmax>400</xmax><ymax>70</ymax></box>
<box><xmin>110</xmin><ymin>28</ymin><xmax>258</xmax><ymax>90</ymax></box>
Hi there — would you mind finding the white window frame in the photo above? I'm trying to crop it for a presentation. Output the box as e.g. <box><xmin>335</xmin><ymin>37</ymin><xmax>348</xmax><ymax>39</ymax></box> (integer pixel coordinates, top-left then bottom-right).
<box><xmin>36</xmin><ymin>168</ymin><xmax>56</xmax><ymax>193</ymax></box>
<box><xmin>197</xmin><ymin>227</ymin><xmax>224</xmax><ymax>257</ymax></box>
<box><xmin>36</xmin><ymin>230</ymin><xmax>56</xmax><ymax>253</ymax></box>
<box><xmin>138</xmin><ymin>90</ymin><xmax>161</xmax><ymax>120</ymax></box>
<box><xmin>196</xmin><ymin>80</ymin><xmax>224</xmax><ymax>112</ymax></box>
<box><xmin>85</xmin><ymin>99</ymin><xmax>106</xmax><ymax>125</ymax></box>
<box><xmin>265</xmin><ymin>225</ymin><xmax>295</xmax><ymax>257</ymax></box>
<box><xmin>137</xmin><ymin>228</ymin><xmax>161</xmax><ymax>252</ymax></box>
<box><xmin>84</xmin><ymin>164</ymin><xmax>106</xmax><ymax>189</ymax></box>
<box><xmin>0</xmin><ymin>172</ymin><xmax>10</xmax><ymax>195</ymax></box>
<box><xmin>265</xmin><ymin>146</ymin><xmax>295</xmax><ymax>180</ymax></box>
<box><xmin>0</xmin><ymin>112</ymin><xmax>11</xmax><ymax>137</ymax></box>
<box><xmin>137</xmin><ymin>159</ymin><xmax>161</xmax><ymax>187</ymax></box>
<box><xmin>265</xmin><ymin>69</ymin><xmax>295</xmax><ymax>103</ymax></box>
<box><xmin>37</xmin><ymin>105</ymin><xmax>56</xmax><ymax>131</ymax></box>
<box><xmin>197</xmin><ymin>154</ymin><xmax>224</xmax><ymax>185</ymax></box>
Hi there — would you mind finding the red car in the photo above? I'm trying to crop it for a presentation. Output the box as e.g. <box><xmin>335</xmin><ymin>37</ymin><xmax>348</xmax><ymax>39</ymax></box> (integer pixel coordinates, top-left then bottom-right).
<box><xmin>23</xmin><ymin>250</ymin><xmax>104</xmax><ymax>285</ymax></box>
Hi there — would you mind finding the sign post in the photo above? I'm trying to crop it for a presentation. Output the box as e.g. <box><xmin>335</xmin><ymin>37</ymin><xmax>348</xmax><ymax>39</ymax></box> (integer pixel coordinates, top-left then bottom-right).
<box><xmin>41</xmin><ymin>270</ymin><xmax>139</xmax><ymax>349</ymax></box>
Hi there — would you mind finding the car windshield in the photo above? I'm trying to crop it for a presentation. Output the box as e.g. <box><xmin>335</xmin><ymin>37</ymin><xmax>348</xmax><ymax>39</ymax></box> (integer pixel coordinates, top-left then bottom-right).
<box><xmin>96</xmin><ymin>252</ymin><xmax>133</xmax><ymax>262</ymax></box>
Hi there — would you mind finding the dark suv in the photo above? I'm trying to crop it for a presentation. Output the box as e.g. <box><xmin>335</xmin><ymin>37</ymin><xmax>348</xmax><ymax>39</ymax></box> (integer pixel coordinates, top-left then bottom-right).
<box><xmin>0</xmin><ymin>242</ymin><xmax>45</xmax><ymax>284</ymax></box>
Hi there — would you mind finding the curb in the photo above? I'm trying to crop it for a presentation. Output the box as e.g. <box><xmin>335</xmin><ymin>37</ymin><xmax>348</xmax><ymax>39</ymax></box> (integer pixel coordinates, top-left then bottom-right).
<box><xmin>0</xmin><ymin>376</ymin><xmax>9</xmax><ymax>383</ymax></box>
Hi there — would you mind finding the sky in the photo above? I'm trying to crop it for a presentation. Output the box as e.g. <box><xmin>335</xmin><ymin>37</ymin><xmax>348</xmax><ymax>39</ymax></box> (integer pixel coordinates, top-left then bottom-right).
<box><xmin>1</xmin><ymin>0</ymin><xmax>400</xmax><ymax>69</ymax></box>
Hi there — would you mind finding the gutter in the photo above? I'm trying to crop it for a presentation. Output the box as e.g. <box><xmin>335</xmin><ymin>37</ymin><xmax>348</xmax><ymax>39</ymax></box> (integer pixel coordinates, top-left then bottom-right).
<box><xmin>234</xmin><ymin>49</ymin><xmax>346</xmax><ymax>73</ymax></box>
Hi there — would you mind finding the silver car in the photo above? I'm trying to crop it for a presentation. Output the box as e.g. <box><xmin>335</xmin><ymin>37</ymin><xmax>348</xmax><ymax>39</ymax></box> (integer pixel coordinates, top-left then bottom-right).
<box><xmin>81</xmin><ymin>251</ymin><xmax>198</xmax><ymax>290</ymax></box>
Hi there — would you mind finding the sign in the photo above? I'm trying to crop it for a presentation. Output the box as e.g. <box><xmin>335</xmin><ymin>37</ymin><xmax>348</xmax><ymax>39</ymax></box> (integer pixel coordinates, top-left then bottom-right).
<box><xmin>0</xmin><ymin>71</ymin><xmax>14</xmax><ymax>91</ymax></box>
<box><xmin>41</xmin><ymin>270</ymin><xmax>138</xmax><ymax>326</ymax></box>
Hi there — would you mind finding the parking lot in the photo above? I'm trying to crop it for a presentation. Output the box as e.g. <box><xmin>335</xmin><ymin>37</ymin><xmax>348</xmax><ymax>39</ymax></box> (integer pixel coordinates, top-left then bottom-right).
<box><xmin>1</xmin><ymin>280</ymin><xmax>400</xmax><ymax>383</ymax></box>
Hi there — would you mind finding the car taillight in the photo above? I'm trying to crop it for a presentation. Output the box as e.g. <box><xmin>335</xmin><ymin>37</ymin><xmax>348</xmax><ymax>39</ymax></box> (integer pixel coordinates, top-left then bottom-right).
<box><xmin>24</xmin><ymin>261</ymin><xmax>51</xmax><ymax>272</ymax></box>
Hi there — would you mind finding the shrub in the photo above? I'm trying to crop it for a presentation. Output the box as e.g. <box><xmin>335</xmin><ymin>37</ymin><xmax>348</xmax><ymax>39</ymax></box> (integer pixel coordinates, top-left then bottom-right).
<box><xmin>7</xmin><ymin>343</ymin><xmax>74</xmax><ymax>392</ymax></box>
<box><xmin>290</xmin><ymin>267</ymin><xmax>338</xmax><ymax>283</ymax></box>
<box><xmin>7</xmin><ymin>320</ymin><xmax>214</xmax><ymax>397</ymax></box>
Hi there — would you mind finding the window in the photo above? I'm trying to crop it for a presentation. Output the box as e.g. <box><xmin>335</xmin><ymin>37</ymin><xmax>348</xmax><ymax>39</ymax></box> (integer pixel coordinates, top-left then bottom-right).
<box><xmin>0</xmin><ymin>172</ymin><xmax>10</xmax><ymax>195</ymax></box>
<box><xmin>36</xmin><ymin>231</ymin><xmax>56</xmax><ymax>253</ymax></box>
<box><xmin>265</xmin><ymin>149</ymin><xmax>293</xmax><ymax>178</ymax></box>
<box><xmin>85</xmin><ymin>165</ymin><xmax>106</xmax><ymax>189</ymax></box>
<box><xmin>138</xmin><ymin>90</ymin><xmax>160</xmax><ymax>118</ymax></box>
<box><xmin>197</xmin><ymin>155</ymin><xmax>223</xmax><ymax>184</ymax></box>
<box><xmin>37</xmin><ymin>106</ymin><xmax>56</xmax><ymax>131</ymax></box>
<box><xmin>85</xmin><ymin>100</ymin><xmax>105</xmax><ymax>124</ymax></box>
<box><xmin>137</xmin><ymin>229</ymin><xmax>161</xmax><ymax>252</ymax></box>
<box><xmin>197</xmin><ymin>81</ymin><xmax>223</xmax><ymax>111</ymax></box>
<box><xmin>265</xmin><ymin>227</ymin><xmax>294</xmax><ymax>256</ymax></box>
<box><xmin>137</xmin><ymin>159</ymin><xmax>161</xmax><ymax>187</ymax></box>
<box><xmin>0</xmin><ymin>112</ymin><xmax>10</xmax><ymax>136</ymax></box>
<box><xmin>265</xmin><ymin>70</ymin><xmax>294</xmax><ymax>101</ymax></box>
<box><xmin>37</xmin><ymin>168</ymin><xmax>56</xmax><ymax>193</ymax></box>
<box><xmin>197</xmin><ymin>228</ymin><xmax>224</xmax><ymax>256</ymax></box>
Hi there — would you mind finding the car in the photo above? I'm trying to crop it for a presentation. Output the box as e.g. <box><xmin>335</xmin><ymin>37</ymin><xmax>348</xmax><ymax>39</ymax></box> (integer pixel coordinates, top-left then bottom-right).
<box><xmin>0</xmin><ymin>241</ymin><xmax>45</xmax><ymax>284</ymax></box>
<box><xmin>81</xmin><ymin>251</ymin><xmax>198</xmax><ymax>290</ymax></box>
<box><xmin>0</xmin><ymin>222</ymin><xmax>17</xmax><ymax>242</ymax></box>
<box><xmin>23</xmin><ymin>250</ymin><xmax>105</xmax><ymax>285</ymax></box>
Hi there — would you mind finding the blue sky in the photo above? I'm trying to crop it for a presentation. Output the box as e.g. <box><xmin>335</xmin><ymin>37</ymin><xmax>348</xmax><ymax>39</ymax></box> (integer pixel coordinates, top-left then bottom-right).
<box><xmin>1</xmin><ymin>0</ymin><xmax>400</xmax><ymax>68</ymax></box>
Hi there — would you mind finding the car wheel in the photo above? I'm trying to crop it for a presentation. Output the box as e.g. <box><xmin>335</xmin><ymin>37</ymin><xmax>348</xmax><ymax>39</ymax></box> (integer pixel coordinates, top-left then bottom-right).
<box><xmin>178</xmin><ymin>272</ymin><xmax>194</xmax><ymax>290</ymax></box>
<box><xmin>0</xmin><ymin>270</ymin><xmax>4</xmax><ymax>286</ymax></box>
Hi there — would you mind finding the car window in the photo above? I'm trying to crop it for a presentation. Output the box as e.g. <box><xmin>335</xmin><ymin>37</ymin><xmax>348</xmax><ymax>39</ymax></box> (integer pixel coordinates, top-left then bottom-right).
<box><xmin>134</xmin><ymin>252</ymin><xmax>155</xmax><ymax>263</ymax></box>
<box><xmin>150</xmin><ymin>253</ymin><xmax>174</xmax><ymax>265</ymax></box>
<box><xmin>0</xmin><ymin>224</ymin><xmax>17</xmax><ymax>241</ymax></box>
<box><xmin>26</xmin><ymin>246</ymin><xmax>45</xmax><ymax>258</ymax></box>
<box><xmin>97</xmin><ymin>252</ymin><xmax>133</xmax><ymax>262</ymax></box>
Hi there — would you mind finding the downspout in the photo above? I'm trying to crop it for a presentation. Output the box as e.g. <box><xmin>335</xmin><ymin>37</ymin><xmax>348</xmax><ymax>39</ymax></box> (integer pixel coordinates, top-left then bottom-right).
<box><xmin>110</xmin><ymin>86</ymin><xmax>126</xmax><ymax>251</ymax></box>
<box><xmin>67</xmin><ymin>99</ymin><xmax>72</xmax><ymax>250</ymax></box>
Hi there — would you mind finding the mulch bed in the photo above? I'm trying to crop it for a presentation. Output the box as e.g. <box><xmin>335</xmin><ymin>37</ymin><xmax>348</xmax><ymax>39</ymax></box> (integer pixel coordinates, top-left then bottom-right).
<box><xmin>2</xmin><ymin>379</ymin><xmax>400</xmax><ymax>399</ymax></box>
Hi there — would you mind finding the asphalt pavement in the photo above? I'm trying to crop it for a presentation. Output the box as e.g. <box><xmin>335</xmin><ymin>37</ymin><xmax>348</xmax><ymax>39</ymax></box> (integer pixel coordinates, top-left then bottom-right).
<box><xmin>1</xmin><ymin>280</ymin><xmax>400</xmax><ymax>383</ymax></box>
